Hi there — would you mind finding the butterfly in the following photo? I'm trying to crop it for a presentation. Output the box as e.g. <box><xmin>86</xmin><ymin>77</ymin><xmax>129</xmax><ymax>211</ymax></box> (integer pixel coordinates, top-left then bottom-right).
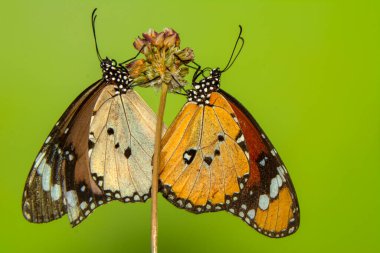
<box><xmin>159</xmin><ymin>26</ymin><xmax>300</xmax><ymax>237</ymax></box>
<box><xmin>22</xmin><ymin>9</ymin><xmax>159</xmax><ymax>227</ymax></box>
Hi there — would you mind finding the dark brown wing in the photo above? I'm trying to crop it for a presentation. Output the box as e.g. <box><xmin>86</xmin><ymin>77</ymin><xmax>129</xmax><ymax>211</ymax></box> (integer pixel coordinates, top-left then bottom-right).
<box><xmin>22</xmin><ymin>79</ymin><xmax>108</xmax><ymax>226</ymax></box>
<box><xmin>219</xmin><ymin>89</ymin><xmax>300</xmax><ymax>238</ymax></box>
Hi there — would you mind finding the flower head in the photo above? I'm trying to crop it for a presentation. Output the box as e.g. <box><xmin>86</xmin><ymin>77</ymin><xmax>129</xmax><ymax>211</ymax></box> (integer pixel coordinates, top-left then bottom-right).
<box><xmin>128</xmin><ymin>28</ymin><xmax>194</xmax><ymax>91</ymax></box>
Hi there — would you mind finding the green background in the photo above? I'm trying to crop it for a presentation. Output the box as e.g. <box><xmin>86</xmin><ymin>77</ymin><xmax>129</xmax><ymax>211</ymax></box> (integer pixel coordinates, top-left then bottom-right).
<box><xmin>0</xmin><ymin>0</ymin><xmax>379</xmax><ymax>252</ymax></box>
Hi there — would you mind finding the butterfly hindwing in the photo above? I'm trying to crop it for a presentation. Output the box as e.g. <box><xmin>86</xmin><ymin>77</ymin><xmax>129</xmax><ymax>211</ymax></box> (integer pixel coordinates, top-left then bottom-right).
<box><xmin>160</xmin><ymin>92</ymin><xmax>250</xmax><ymax>213</ymax></box>
<box><xmin>89</xmin><ymin>86</ymin><xmax>156</xmax><ymax>203</ymax></box>
<box><xmin>219</xmin><ymin>89</ymin><xmax>300</xmax><ymax>238</ymax></box>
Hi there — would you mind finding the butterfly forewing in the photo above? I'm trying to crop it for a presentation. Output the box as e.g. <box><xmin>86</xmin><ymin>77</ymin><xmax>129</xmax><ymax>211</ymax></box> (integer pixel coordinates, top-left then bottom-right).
<box><xmin>22</xmin><ymin>79</ymin><xmax>106</xmax><ymax>224</ymax></box>
<box><xmin>160</xmin><ymin>92</ymin><xmax>250</xmax><ymax>213</ymax></box>
<box><xmin>219</xmin><ymin>89</ymin><xmax>300</xmax><ymax>238</ymax></box>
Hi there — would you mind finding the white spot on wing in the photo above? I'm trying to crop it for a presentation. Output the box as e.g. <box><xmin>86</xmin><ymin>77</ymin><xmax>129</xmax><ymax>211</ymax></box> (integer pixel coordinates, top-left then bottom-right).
<box><xmin>270</xmin><ymin>177</ymin><xmax>279</xmax><ymax>198</ymax></box>
<box><xmin>237</xmin><ymin>134</ymin><xmax>245</xmax><ymax>143</ymax></box>
<box><xmin>259</xmin><ymin>157</ymin><xmax>267</xmax><ymax>167</ymax></box>
<box><xmin>42</xmin><ymin>164</ymin><xmax>52</xmax><ymax>191</ymax></box>
<box><xmin>34</xmin><ymin>152</ymin><xmax>46</xmax><ymax>169</ymax></box>
<box><xmin>88</xmin><ymin>149</ymin><xmax>93</xmax><ymax>158</ymax></box>
<box><xmin>276</xmin><ymin>174</ymin><xmax>283</xmax><ymax>187</ymax></box>
<box><xmin>65</xmin><ymin>190</ymin><xmax>80</xmax><ymax>222</ymax></box>
<box><xmin>259</xmin><ymin>194</ymin><xmax>270</xmax><ymax>210</ymax></box>
<box><xmin>277</xmin><ymin>166</ymin><xmax>286</xmax><ymax>182</ymax></box>
<box><xmin>37</xmin><ymin>158</ymin><xmax>46</xmax><ymax>175</ymax></box>
<box><xmin>247</xmin><ymin>209</ymin><xmax>256</xmax><ymax>219</ymax></box>
<box><xmin>184</xmin><ymin>153</ymin><xmax>191</xmax><ymax>161</ymax></box>
<box><xmin>80</xmin><ymin>202</ymin><xmax>88</xmax><ymax>210</ymax></box>
<box><xmin>45</xmin><ymin>136</ymin><xmax>51</xmax><ymax>144</ymax></box>
<box><xmin>51</xmin><ymin>184</ymin><xmax>61</xmax><ymax>201</ymax></box>
<box><xmin>66</xmin><ymin>191</ymin><xmax>79</xmax><ymax>206</ymax></box>
<box><xmin>24</xmin><ymin>211</ymin><xmax>31</xmax><ymax>220</ymax></box>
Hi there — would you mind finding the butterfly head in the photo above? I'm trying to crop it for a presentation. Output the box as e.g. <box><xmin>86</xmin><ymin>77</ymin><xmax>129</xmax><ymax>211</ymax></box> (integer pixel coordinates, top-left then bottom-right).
<box><xmin>210</xmin><ymin>68</ymin><xmax>222</xmax><ymax>79</ymax></box>
<box><xmin>100</xmin><ymin>57</ymin><xmax>116</xmax><ymax>70</ymax></box>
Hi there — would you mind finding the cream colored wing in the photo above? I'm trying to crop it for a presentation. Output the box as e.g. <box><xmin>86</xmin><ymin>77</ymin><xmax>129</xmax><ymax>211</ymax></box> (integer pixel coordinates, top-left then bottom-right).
<box><xmin>89</xmin><ymin>86</ymin><xmax>158</xmax><ymax>203</ymax></box>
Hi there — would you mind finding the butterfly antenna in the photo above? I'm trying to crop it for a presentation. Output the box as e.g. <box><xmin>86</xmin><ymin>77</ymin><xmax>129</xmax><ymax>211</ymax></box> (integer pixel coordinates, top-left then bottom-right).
<box><xmin>221</xmin><ymin>25</ymin><xmax>244</xmax><ymax>72</ymax></box>
<box><xmin>119</xmin><ymin>45</ymin><xmax>146</xmax><ymax>66</ymax></box>
<box><xmin>92</xmin><ymin>8</ymin><xmax>103</xmax><ymax>62</ymax></box>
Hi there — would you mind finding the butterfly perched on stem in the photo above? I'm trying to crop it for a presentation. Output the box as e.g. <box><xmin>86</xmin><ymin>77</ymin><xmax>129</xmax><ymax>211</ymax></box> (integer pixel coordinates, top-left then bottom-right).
<box><xmin>22</xmin><ymin>9</ymin><xmax>161</xmax><ymax>227</ymax></box>
<box><xmin>159</xmin><ymin>26</ymin><xmax>300</xmax><ymax>238</ymax></box>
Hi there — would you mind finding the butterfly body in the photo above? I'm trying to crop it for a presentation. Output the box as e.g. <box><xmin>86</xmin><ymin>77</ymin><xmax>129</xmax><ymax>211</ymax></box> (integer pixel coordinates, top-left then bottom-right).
<box><xmin>100</xmin><ymin>58</ymin><xmax>133</xmax><ymax>94</ymax></box>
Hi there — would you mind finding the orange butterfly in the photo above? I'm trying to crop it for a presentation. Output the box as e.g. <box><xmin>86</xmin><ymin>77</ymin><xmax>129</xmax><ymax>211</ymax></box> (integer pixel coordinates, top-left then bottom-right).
<box><xmin>159</xmin><ymin>26</ymin><xmax>300</xmax><ymax>237</ymax></box>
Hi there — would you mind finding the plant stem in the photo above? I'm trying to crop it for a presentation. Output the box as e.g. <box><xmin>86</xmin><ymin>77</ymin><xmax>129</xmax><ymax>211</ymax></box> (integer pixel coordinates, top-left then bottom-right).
<box><xmin>151</xmin><ymin>83</ymin><xmax>168</xmax><ymax>253</ymax></box>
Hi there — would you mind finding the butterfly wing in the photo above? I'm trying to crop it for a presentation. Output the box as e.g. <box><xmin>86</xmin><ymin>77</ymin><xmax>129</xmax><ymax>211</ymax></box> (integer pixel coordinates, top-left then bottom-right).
<box><xmin>88</xmin><ymin>86</ymin><xmax>157</xmax><ymax>203</ymax></box>
<box><xmin>22</xmin><ymin>79</ymin><xmax>107</xmax><ymax>225</ymax></box>
<box><xmin>219</xmin><ymin>89</ymin><xmax>300</xmax><ymax>238</ymax></box>
<box><xmin>160</xmin><ymin>92</ymin><xmax>250</xmax><ymax>213</ymax></box>
<box><xmin>23</xmin><ymin>81</ymin><xmax>158</xmax><ymax>227</ymax></box>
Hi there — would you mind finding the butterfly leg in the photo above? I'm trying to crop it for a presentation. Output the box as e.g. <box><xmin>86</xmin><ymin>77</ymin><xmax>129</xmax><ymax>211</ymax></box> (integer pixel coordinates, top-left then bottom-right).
<box><xmin>118</xmin><ymin>45</ymin><xmax>146</xmax><ymax>67</ymax></box>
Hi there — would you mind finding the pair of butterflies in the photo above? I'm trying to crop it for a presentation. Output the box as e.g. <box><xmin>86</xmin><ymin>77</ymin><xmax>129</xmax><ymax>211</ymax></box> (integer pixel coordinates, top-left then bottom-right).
<box><xmin>22</xmin><ymin>10</ymin><xmax>299</xmax><ymax>238</ymax></box>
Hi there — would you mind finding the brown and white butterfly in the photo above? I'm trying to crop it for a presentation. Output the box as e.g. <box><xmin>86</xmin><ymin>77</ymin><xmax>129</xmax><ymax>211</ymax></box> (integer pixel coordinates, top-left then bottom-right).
<box><xmin>159</xmin><ymin>27</ymin><xmax>300</xmax><ymax>237</ymax></box>
<box><xmin>22</xmin><ymin>9</ymin><xmax>159</xmax><ymax>227</ymax></box>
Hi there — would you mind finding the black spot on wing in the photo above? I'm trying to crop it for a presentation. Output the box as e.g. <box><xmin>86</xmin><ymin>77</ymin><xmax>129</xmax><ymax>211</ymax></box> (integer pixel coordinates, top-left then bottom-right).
<box><xmin>183</xmin><ymin>149</ymin><xmax>197</xmax><ymax>165</ymax></box>
<box><xmin>107</xmin><ymin>128</ymin><xmax>114</xmax><ymax>135</ymax></box>
<box><xmin>124</xmin><ymin>147</ymin><xmax>131</xmax><ymax>159</ymax></box>
<box><xmin>235</xmin><ymin>130</ymin><xmax>248</xmax><ymax>152</ymax></box>
<box><xmin>203</xmin><ymin>156</ymin><xmax>213</xmax><ymax>166</ymax></box>
<box><xmin>88</xmin><ymin>139</ymin><xmax>95</xmax><ymax>150</ymax></box>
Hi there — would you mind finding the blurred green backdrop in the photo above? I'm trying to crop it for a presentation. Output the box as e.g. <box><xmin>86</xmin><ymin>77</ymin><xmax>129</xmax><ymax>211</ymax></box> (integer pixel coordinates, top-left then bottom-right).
<box><xmin>0</xmin><ymin>0</ymin><xmax>379</xmax><ymax>252</ymax></box>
